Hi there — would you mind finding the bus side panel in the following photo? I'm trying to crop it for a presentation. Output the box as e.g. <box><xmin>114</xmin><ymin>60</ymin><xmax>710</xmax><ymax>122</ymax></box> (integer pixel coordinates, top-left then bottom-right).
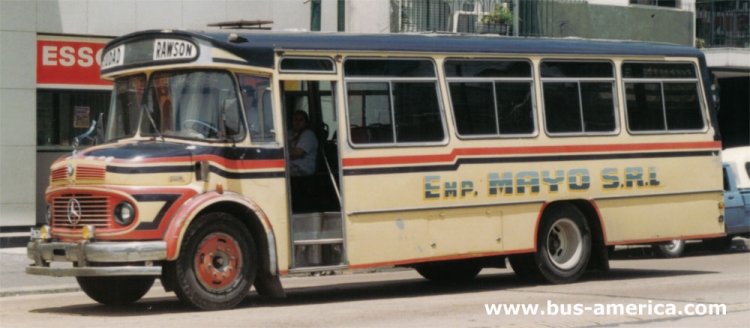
<box><xmin>596</xmin><ymin>154</ymin><xmax>725</xmax><ymax>244</ymax></box>
<box><xmin>236</xmin><ymin>177</ymin><xmax>290</xmax><ymax>271</ymax></box>
<box><xmin>345</xmin><ymin>203</ymin><xmax>541</xmax><ymax>268</ymax></box>
<box><xmin>598</xmin><ymin>192</ymin><xmax>724</xmax><ymax>244</ymax></box>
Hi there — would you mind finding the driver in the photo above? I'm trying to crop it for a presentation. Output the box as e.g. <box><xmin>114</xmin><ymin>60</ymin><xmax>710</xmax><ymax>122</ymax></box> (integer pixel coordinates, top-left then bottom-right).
<box><xmin>288</xmin><ymin>110</ymin><xmax>317</xmax><ymax>176</ymax></box>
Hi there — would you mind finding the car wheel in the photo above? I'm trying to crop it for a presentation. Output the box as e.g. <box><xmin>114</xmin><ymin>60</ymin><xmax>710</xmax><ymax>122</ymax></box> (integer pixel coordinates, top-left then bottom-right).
<box><xmin>652</xmin><ymin>240</ymin><xmax>685</xmax><ymax>258</ymax></box>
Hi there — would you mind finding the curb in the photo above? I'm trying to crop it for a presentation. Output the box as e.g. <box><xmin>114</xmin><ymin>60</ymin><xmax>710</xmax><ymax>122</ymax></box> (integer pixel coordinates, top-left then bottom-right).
<box><xmin>0</xmin><ymin>285</ymin><xmax>81</xmax><ymax>298</ymax></box>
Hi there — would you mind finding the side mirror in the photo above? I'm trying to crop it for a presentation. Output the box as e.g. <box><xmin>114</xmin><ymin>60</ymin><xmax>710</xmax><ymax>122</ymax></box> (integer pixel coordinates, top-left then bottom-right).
<box><xmin>221</xmin><ymin>98</ymin><xmax>241</xmax><ymax>140</ymax></box>
<box><xmin>95</xmin><ymin>112</ymin><xmax>104</xmax><ymax>144</ymax></box>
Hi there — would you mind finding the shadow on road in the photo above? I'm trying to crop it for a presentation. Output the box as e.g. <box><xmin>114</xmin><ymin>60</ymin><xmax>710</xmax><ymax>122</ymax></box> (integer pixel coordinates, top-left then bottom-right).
<box><xmin>30</xmin><ymin>264</ymin><xmax>717</xmax><ymax>316</ymax></box>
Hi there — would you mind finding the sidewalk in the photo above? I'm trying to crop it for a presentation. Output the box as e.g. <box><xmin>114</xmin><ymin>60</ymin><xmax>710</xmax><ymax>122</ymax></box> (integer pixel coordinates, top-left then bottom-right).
<box><xmin>0</xmin><ymin>247</ymin><xmax>79</xmax><ymax>297</ymax></box>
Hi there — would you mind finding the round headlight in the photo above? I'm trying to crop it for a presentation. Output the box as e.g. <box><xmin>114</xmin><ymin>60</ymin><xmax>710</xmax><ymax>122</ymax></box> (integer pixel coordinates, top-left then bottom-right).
<box><xmin>114</xmin><ymin>202</ymin><xmax>135</xmax><ymax>226</ymax></box>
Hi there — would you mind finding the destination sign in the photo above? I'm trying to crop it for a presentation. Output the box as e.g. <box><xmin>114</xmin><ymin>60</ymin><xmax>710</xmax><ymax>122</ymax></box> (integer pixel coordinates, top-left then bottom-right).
<box><xmin>153</xmin><ymin>39</ymin><xmax>197</xmax><ymax>61</ymax></box>
<box><xmin>101</xmin><ymin>44</ymin><xmax>125</xmax><ymax>70</ymax></box>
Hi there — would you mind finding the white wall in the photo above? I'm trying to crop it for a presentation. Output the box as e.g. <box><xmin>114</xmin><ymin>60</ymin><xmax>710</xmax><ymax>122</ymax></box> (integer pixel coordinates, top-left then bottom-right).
<box><xmin>587</xmin><ymin>0</ymin><xmax>695</xmax><ymax>11</ymax></box>
<box><xmin>346</xmin><ymin>0</ymin><xmax>390</xmax><ymax>33</ymax></box>
<box><xmin>33</xmin><ymin>0</ymin><xmax>313</xmax><ymax>35</ymax></box>
<box><xmin>0</xmin><ymin>0</ymin><xmax>38</xmax><ymax>226</ymax></box>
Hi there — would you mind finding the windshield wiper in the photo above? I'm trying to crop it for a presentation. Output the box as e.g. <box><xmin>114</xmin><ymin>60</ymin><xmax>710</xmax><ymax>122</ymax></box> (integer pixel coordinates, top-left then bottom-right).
<box><xmin>141</xmin><ymin>103</ymin><xmax>165</xmax><ymax>142</ymax></box>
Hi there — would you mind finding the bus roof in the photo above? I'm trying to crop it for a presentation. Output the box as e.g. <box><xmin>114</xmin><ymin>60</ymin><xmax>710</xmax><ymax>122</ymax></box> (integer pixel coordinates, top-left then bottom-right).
<box><xmin>108</xmin><ymin>29</ymin><xmax>705</xmax><ymax>69</ymax></box>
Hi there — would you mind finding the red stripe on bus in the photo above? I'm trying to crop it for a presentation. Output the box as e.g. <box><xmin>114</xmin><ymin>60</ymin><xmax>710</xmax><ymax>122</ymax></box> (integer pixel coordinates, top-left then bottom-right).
<box><xmin>342</xmin><ymin>141</ymin><xmax>721</xmax><ymax>167</ymax></box>
<box><xmin>347</xmin><ymin>248</ymin><xmax>535</xmax><ymax>270</ymax></box>
<box><xmin>109</xmin><ymin>155</ymin><xmax>285</xmax><ymax>170</ymax></box>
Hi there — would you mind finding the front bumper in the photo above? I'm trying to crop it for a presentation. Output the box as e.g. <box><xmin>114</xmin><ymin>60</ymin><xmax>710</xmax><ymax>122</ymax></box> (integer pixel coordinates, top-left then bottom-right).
<box><xmin>26</xmin><ymin>238</ymin><xmax>167</xmax><ymax>277</ymax></box>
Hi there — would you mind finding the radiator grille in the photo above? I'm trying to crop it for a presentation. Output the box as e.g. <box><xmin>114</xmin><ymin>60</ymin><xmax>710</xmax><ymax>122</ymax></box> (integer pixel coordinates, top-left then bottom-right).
<box><xmin>51</xmin><ymin>167</ymin><xmax>68</xmax><ymax>182</ymax></box>
<box><xmin>75</xmin><ymin>165</ymin><xmax>106</xmax><ymax>181</ymax></box>
<box><xmin>52</xmin><ymin>194</ymin><xmax>111</xmax><ymax>229</ymax></box>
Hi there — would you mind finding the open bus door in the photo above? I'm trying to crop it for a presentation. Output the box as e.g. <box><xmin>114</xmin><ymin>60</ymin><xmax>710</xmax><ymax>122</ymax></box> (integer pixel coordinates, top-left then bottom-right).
<box><xmin>280</xmin><ymin>80</ymin><xmax>345</xmax><ymax>271</ymax></box>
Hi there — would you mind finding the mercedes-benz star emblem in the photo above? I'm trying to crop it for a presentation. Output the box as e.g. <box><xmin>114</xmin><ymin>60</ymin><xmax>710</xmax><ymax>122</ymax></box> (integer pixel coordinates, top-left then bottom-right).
<box><xmin>66</xmin><ymin>164</ymin><xmax>75</xmax><ymax>177</ymax></box>
<box><xmin>67</xmin><ymin>198</ymin><xmax>82</xmax><ymax>226</ymax></box>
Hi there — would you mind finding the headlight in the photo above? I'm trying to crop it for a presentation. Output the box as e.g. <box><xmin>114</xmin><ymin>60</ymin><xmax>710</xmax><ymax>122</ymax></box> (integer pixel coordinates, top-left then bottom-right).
<box><xmin>113</xmin><ymin>202</ymin><xmax>135</xmax><ymax>226</ymax></box>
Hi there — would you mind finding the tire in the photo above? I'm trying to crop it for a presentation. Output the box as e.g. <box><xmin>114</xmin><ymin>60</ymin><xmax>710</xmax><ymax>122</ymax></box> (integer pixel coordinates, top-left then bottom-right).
<box><xmin>168</xmin><ymin>212</ymin><xmax>257</xmax><ymax>310</ymax></box>
<box><xmin>77</xmin><ymin>276</ymin><xmax>154</xmax><ymax>305</ymax></box>
<box><xmin>652</xmin><ymin>240</ymin><xmax>685</xmax><ymax>258</ymax></box>
<box><xmin>509</xmin><ymin>253</ymin><xmax>543</xmax><ymax>282</ymax></box>
<box><xmin>533</xmin><ymin>203</ymin><xmax>592</xmax><ymax>284</ymax></box>
<box><xmin>415</xmin><ymin>262</ymin><xmax>482</xmax><ymax>282</ymax></box>
<box><xmin>703</xmin><ymin>236</ymin><xmax>733</xmax><ymax>253</ymax></box>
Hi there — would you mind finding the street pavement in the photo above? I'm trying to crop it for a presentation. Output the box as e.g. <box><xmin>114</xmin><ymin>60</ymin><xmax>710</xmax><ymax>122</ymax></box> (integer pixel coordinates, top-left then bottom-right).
<box><xmin>0</xmin><ymin>244</ymin><xmax>749</xmax><ymax>327</ymax></box>
<box><xmin>2</xmin><ymin>239</ymin><xmax>749</xmax><ymax>297</ymax></box>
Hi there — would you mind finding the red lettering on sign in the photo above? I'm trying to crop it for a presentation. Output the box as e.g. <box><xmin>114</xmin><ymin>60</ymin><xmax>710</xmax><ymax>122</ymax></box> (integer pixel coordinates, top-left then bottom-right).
<box><xmin>36</xmin><ymin>38</ymin><xmax>112</xmax><ymax>87</ymax></box>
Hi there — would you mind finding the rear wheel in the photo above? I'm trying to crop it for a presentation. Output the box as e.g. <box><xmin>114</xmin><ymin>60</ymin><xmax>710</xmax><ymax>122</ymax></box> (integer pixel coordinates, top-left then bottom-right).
<box><xmin>168</xmin><ymin>213</ymin><xmax>257</xmax><ymax>310</ymax></box>
<box><xmin>511</xmin><ymin>204</ymin><xmax>592</xmax><ymax>284</ymax></box>
<box><xmin>415</xmin><ymin>262</ymin><xmax>481</xmax><ymax>282</ymax></box>
<box><xmin>77</xmin><ymin>276</ymin><xmax>154</xmax><ymax>305</ymax></box>
<box><xmin>652</xmin><ymin>240</ymin><xmax>685</xmax><ymax>258</ymax></box>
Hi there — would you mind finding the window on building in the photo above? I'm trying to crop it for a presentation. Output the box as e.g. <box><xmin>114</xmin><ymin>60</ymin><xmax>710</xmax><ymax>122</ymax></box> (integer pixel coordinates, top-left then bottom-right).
<box><xmin>623</xmin><ymin>62</ymin><xmax>705</xmax><ymax>132</ymax></box>
<box><xmin>446</xmin><ymin>60</ymin><xmax>535</xmax><ymax>137</ymax></box>
<box><xmin>630</xmin><ymin>0</ymin><xmax>678</xmax><ymax>7</ymax></box>
<box><xmin>37</xmin><ymin>90</ymin><xmax>111</xmax><ymax>148</ymax></box>
<box><xmin>345</xmin><ymin>59</ymin><xmax>445</xmax><ymax>145</ymax></box>
<box><xmin>541</xmin><ymin>61</ymin><xmax>617</xmax><ymax>135</ymax></box>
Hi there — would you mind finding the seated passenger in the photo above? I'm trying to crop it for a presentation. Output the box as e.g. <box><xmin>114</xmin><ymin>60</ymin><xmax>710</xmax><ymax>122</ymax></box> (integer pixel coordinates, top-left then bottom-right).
<box><xmin>289</xmin><ymin>110</ymin><xmax>318</xmax><ymax>176</ymax></box>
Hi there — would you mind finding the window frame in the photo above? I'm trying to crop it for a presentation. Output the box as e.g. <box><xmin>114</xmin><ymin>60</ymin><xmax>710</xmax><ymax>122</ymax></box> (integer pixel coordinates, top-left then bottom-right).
<box><xmin>629</xmin><ymin>0</ymin><xmax>679</xmax><ymax>8</ymax></box>
<box><xmin>343</xmin><ymin>57</ymin><xmax>449</xmax><ymax>148</ymax></box>
<box><xmin>444</xmin><ymin>58</ymin><xmax>538</xmax><ymax>140</ymax></box>
<box><xmin>279</xmin><ymin>56</ymin><xmax>336</xmax><ymax>74</ymax></box>
<box><xmin>237</xmin><ymin>72</ymin><xmax>278</xmax><ymax>145</ymax></box>
<box><xmin>540</xmin><ymin>60</ymin><xmax>620</xmax><ymax>137</ymax></box>
<box><xmin>621</xmin><ymin>61</ymin><xmax>708</xmax><ymax>135</ymax></box>
<box><xmin>138</xmin><ymin>69</ymin><xmax>248</xmax><ymax>143</ymax></box>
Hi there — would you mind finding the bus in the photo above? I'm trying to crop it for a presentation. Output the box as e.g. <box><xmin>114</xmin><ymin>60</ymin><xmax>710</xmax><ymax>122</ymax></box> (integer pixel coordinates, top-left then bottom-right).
<box><xmin>27</xmin><ymin>30</ymin><xmax>725</xmax><ymax>310</ymax></box>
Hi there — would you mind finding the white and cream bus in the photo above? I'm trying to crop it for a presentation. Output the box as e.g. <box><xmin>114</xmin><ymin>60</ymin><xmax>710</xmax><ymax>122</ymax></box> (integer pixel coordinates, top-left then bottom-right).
<box><xmin>27</xmin><ymin>30</ymin><xmax>725</xmax><ymax>310</ymax></box>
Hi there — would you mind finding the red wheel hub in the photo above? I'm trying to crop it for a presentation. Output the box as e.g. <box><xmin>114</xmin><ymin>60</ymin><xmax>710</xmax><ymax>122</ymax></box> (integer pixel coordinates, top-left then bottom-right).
<box><xmin>194</xmin><ymin>232</ymin><xmax>243</xmax><ymax>292</ymax></box>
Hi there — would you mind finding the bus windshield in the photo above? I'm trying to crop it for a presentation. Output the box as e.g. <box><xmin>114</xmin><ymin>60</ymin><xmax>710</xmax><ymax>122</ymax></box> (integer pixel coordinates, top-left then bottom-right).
<box><xmin>106</xmin><ymin>74</ymin><xmax>146</xmax><ymax>141</ymax></box>
<box><xmin>139</xmin><ymin>70</ymin><xmax>245</xmax><ymax>141</ymax></box>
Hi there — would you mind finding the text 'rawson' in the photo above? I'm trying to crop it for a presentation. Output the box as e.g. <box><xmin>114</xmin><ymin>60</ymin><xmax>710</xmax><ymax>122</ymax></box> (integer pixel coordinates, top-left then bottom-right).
<box><xmin>153</xmin><ymin>39</ymin><xmax>196</xmax><ymax>61</ymax></box>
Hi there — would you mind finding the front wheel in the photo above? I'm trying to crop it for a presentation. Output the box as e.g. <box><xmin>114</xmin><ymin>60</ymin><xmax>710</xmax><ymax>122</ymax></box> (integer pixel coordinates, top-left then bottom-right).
<box><xmin>652</xmin><ymin>240</ymin><xmax>685</xmax><ymax>258</ymax></box>
<box><xmin>77</xmin><ymin>276</ymin><xmax>154</xmax><ymax>305</ymax></box>
<box><xmin>168</xmin><ymin>213</ymin><xmax>257</xmax><ymax>310</ymax></box>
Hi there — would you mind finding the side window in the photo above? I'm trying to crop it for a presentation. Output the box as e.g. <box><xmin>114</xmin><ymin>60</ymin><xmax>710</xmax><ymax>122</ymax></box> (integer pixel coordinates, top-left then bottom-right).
<box><xmin>345</xmin><ymin>59</ymin><xmax>445</xmax><ymax>145</ymax></box>
<box><xmin>446</xmin><ymin>60</ymin><xmax>535</xmax><ymax>137</ymax></box>
<box><xmin>541</xmin><ymin>61</ymin><xmax>617</xmax><ymax>135</ymax></box>
<box><xmin>723</xmin><ymin>167</ymin><xmax>731</xmax><ymax>192</ymax></box>
<box><xmin>238</xmin><ymin>74</ymin><xmax>275</xmax><ymax>143</ymax></box>
<box><xmin>623</xmin><ymin>63</ymin><xmax>705</xmax><ymax>133</ymax></box>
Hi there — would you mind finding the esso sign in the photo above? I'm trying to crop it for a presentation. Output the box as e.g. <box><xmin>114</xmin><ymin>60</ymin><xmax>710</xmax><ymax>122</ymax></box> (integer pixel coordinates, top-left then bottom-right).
<box><xmin>42</xmin><ymin>45</ymin><xmax>101</xmax><ymax>68</ymax></box>
<box><xmin>37</xmin><ymin>35</ymin><xmax>113</xmax><ymax>87</ymax></box>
